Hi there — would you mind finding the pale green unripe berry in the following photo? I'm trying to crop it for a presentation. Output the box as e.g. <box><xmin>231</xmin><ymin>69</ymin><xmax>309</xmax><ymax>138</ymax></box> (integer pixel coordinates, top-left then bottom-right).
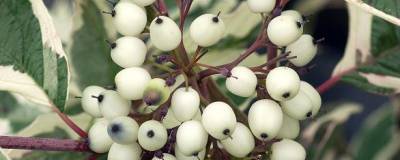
<box><xmin>171</xmin><ymin>87</ymin><xmax>200</xmax><ymax>122</ymax></box>
<box><xmin>152</xmin><ymin>153</ymin><xmax>176</xmax><ymax>160</ymax></box>
<box><xmin>111</xmin><ymin>36</ymin><xmax>147</xmax><ymax>68</ymax></box>
<box><xmin>176</xmin><ymin>120</ymin><xmax>208</xmax><ymax>156</ymax></box>
<box><xmin>137</xmin><ymin>120</ymin><xmax>168</xmax><ymax>151</ymax></box>
<box><xmin>280</xmin><ymin>90</ymin><xmax>313</xmax><ymax>120</ymax></box>
<box><xmin>190</xmin><ymin>13</ymin><xmax>225</xmax><ymax>47</ymax></box>
<box><xmin>162</xmin><ymin>108</ymin><xmax>182</xmax><ymax>129</ymax></box>
<box><xmin>267</xmin><ymin>15</ymin><xmax>303</xmax><ymax>46</ymax></box>
<box><xmin>108</xmin><ymin>143</ymin><xmax>142</xmax><ymax>160</ymax></box>
<box><xmin>248</xmin><ymin>99</ymin><xmax>283</xmax><ymax>141</ymax></box>
<box><xmin>115</xmin><ymin>67</ymin><xmax>151</xmax><ymax>100</ymax></box>
<box><xmin>276</xmin><ymin>113</ymin><xmax>300</xmax><ymax>139</ymax></box>
<box><xmin>202</xmin><ymin>101</ymin><xmax>237</xmax><ymax>140</ymax></box>
<box><xmin>143</xmin><ymin>78</ymin><xmax>171</xmax><ymax>106</ymax></box>
<box><xmin>88</xmin><ymin>119</ymin><xmax>113</xmax><ymax>153</ymax></box>
<box><xmin>281</xmin><ymin>10</ymin><xmax>305</xmax><ymax>23</ymax></box>
<box><xmin>81</xmin><ymin>86</ymin><xmax>106</xmax><ymax>117</ymax></box>
<box><xmin>270</xmin><ymin>139</ymin><xmax>306</xmax><ymax>160</ymax></box>
<box><xmin>107</xmin><ymin>116</ymin><xmax>139</xmax><ymax>144</ymax></box>
<box><xmin>247</xmin><ymin>0</ymin><xmax>276</xmax><ymax>13</ymax></box>
<box><xmin>129</xmin><ymin>0</ymin><xmax>156</xmax><ymax>6</ymax></box>
<box><xmin>113</xmin><ymin>1</ymin><xmax>147</xmax><ymax>36</ymax></box>
<box><xmin>226</xmin><ymin>66</ymin><xmax>257</xmax><ymax>97</ymax></box>
<box><xmin>98</xmin><ymin>90</ymin><xmax>131</xmax><ymax>120</ymax></box>
<box><xmin>266</xmin><ymin>67</ymin><xmax>300</xmax><ymax>101</ymax></box>
<box><xmin>150</xmin><ymin>16</ymin><xmax>181</xmax><ymax>51</ymax></box>
<box><xmin>300</xmin><ymin>81</ymin><xmax>321</xmax><ymax>117</ymax></box>
<box><xmin>287</xmin><ymin>34</ymin><xmax>318</xmax><ymax>67</ymax></box>
<box><xmin>220</xmin><ymin>123</ymin><xmax>255</xmax><ymax>158</ymax></box>
<box><xmin>175</xmin><ymin>145</ymin><xmax>206</xmax><ymax>160</ymax></box>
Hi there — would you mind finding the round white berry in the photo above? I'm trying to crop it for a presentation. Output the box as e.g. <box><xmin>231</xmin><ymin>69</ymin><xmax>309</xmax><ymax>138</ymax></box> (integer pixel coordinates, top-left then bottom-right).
<box><xmin>248</xmin><ymin>99</ymin><xmax>283</xmax><ymax>140</ymax></box>
<box><xmin>107</xmin><ymin>116</ymin><xmax>139</xmax><ymax>144</ymax></box>
<box><xmin>287</xmin><ymin>34</ymin><xmax>318</xmax><ymax>67</ymax></box>
<box><xmin>176</xmin><ymin>120</ymin><xmax>208</xmax><ymax>156</ymax></box>
<box><xmin>115</xmin><ymin>67</ymin><xmax>151</xmax><ymax>100</ymax></box>
<box><xmin>137</xmin><ymin>120</ymin><xmax>168</xmax><ymax>151</ymax></box>
<box><xmin>108</xmin><ymin>143</ymin><xmax>142</xmax><ymax>160</ymax></box>
<box><xmin>98</xmin><ymin>90</ymin><xmax>131</xmax><ymax>119</ymax></box>
<box><xmin>202</xmin><ymin>101</ymin><xmax>237</xmax><ymax>140</ymax></box>
<box><xmin>220</xmin><ymin>123</ymin><xmax>255</xmax><ymax>158</ymax></box>
<box><xmin>152</xmin><ymin>153</ymin><xmax>176</xmax><ymax>160</ymax></box>
<box><xmin>267</xmin><ymin>15</ymin><xmax>303</xmax><ymax>46</ymax></box>
<box><xmin>247</xmin><ymin>0</ymin><xmax>276</xmax><ymax>13</ymax></box>
<box><xmin>276</xmin><ymin>113</ymin><xmax>300</xmax><ymax>139</ymax></box>
<box><xmin>113</xmin><ymin>1</ymin><xmax>147</xmax><ymax>36</ymax></box>
<box><xmin>110</xmin><ymin>36</ymin><xmax>147</xmax><ymax>68</ymax></box>
<box><xmin>143</xmin><ymin>78</ymin><xmax>171</xmax><ymax>106</ymax></box>
<box><xmin>266</xmin><ymin>67</ymin><xmax>300</xmax><ymax>101</ymax></box>
<box><xmin>88</xmin><ymin>119</ymin><xmax>113</xmax><ymax>153</ymax></box>
<box><xmin>171</xmin><ymin>87</ymin><xmax>200</xmax><ymax>122</ymax></box>
<box><xmin>226</xmin><ymin>66</ymin><xmax>257</xmax><ymax>97</ymax></box>
<box><xmin>150</xmin><ymin>16</ymin><xmax>181</xmax><ymax>51</ymax></box>
<box><xmin>81</xmin><ymin>86</ymin><xmax>106</xmax><ymax>117</ymax></box>
<box><xmin>300</xmin><ymin>81</ymin><xmax>321</xmax><ymax>117</ymax></box>
<box><xmin>270</xmin><ymin>139</ymin><xmax>306</xmax><ymax>160</ymax></box>
<box><xmin>129</xmin><ymin>0</ymin><xmax>156</xmax><ymax>6</ymax></box>
<box><xmin>175</xmin><ymin>145</ymin><xmax>206</xmax><ymax>160</ymax></box>
<box><xmin>280</xmin><ymin>90</ymin><xmax>313</xmax><ymax>120</ymax></box>
<box><xmin>281</xmin><ymin>10</ymin><xmax>305</xmax><ymax>23</ymax></box>
<box><xmin>189</xmin><ymin>13</ymin><xmax>225</xmax><ymax>47</ymax></box>
<box><xmin>162</xmin><ymin>108</ymin><xmax>182</xmax><ymax>129</ymax></box>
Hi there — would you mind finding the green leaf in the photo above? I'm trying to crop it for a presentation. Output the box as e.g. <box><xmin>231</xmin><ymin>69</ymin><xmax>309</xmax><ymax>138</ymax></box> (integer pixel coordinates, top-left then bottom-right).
<box><xmin>341</xmin><ymin>73</ymin><xmax>395</xmax><ymax>95</ymax></box>
<box><xmin>17</xmin><ymin>151</ymin><xmax>88</xmax><ymax>160</ymax></box>
<box><xmin>0</xmin><ymin>0</ymin><xmax>69</xmax><ymax>111</ymax></box>
<box><xmin>70</xmin><ymin>0</ymin><xmax>120</xmax><ymax>89</ymax></box>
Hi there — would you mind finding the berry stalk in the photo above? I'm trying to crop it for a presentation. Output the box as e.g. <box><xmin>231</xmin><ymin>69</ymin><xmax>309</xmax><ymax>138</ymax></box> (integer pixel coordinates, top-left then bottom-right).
<box><xmin>52</xmin><ymin>106</ymin><xmax>88</xmax><ymax>138</ymax></box>
<box><xmin>317</xmin><ymin>67</ymin><xmax>356</xmax><ymax>94</ymax></box>
<box><xmin>0</xmin><ymin>136</ymin><xmax>90</xmax><ymax>152</ymax></box>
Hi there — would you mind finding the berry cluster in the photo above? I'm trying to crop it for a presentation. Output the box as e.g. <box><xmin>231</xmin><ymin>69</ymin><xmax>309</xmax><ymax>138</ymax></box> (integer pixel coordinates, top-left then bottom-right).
<box><xmin>80</xmin><ymin>0</ymin><xmax>322</xmax><ymax>159</ymax></box>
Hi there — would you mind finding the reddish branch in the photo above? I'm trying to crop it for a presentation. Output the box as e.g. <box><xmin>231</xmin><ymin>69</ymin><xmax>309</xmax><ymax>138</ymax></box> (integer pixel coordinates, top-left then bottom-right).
<box><xmin>52</xmin><ymin>107</ymin><xmax>88</xmax><ymax>138</ymax></box>
<box><xmin>317</xmin><ymin>68</ymin><xmax>356</xmax><ymax>94</ymax></box>
<box><xmin>0</xmin><ymin>136</ymin><xmax>90</xmax><ymax>152</ymax></box>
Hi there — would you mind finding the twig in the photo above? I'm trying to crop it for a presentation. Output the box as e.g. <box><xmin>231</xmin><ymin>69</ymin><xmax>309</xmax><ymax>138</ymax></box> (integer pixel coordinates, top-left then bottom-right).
<box><xmin>317</xmin><ymin>67</ymin><xmax>356</xmax><ymax>94</ymax></box>
<box><xmin>345</xmin><ymin>0</ymin><xmax>400</xmax><ymax>26</ymax></box>
<box><xmin>0</xmin><ymin>136</ymin><xmax>90</xmax><ymax>152</ymax></box>
<box><xmin>52</xmin><ymin>106</ymin><xmax>88</xmax><ymax>138</ymax></box>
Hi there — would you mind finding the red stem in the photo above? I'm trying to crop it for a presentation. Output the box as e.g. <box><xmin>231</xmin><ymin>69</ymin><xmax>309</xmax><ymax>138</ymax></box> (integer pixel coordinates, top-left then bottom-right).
<box><xmin>0</xmin><ymin>136</ymin><xmax>90</xmax><ymax>152</ymax></box>
<box><xmin>52</xmin><ymin>107</ymin><xmax>88</xmax><ymax>138</ymax></box>
<box><xmin>317</xmin><ymin>68</ymin><xmax>356</xmax><ymax>94</ymax></box>
<box><xmin>155</xmin><ymin>0</ymin><xmax>169</xmax><ymax>16</ymax></box>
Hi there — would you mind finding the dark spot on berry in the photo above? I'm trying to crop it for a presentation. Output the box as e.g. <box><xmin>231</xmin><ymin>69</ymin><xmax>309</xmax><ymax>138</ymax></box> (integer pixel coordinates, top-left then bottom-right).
<box><xmin>212</xmin><ymin>16</ymin><xmax>219</xmax><ymax>23</ymax></box>
<box><xmin>92</xmin><ymin>94</ymin><xmax>104</xmax><ymax>103</ymax></box>
<box><xmin>111</xmin><ymin>124</ymin><xmax>121</xmax><ymax>133</ymax></box>
<box><xmin>110</xmin><ymin>43</ymin><xmax>117</xmax><ymax>49</ymax></box>
<box><xmin>155</xmin><ymin>17</ymin><xmax>163</xmax><ymax>24</ymax></box>
<box><xmin>143</xmin><ymin>91</ymin><xmax>161</xmax><ymax>105</ymax></box>
<box><xmin>282</xmin><ymin>92</ymin><xmax>290</xmax><ymax>99</ymax></box>
<box><xmin>306</xmin><ymin>112</ymin><xmax>312</xmax><ymax>118</ymax></box>
<box><xmin>147</xmin><ymin>130</ymin><xmax>155</xmax><ymax>138</ymax></box>
<box><xmin>223</xmin><ymin>129</ymin><xmax>230</xmax><ymax>135</ymax></box>
<box><xmin>296</xmin><ymin>21</ymin><xmax>302</xmax><ymax>28</ymax></box>
<box><xmin>192</xmin><ymin>152</ymin><xmax>199</xmax><ymax>156</ymax></box>
<box><xmin>261</xmin><ymin>133</ymin><xmax>268</xmax><ymax>139</ymax></box>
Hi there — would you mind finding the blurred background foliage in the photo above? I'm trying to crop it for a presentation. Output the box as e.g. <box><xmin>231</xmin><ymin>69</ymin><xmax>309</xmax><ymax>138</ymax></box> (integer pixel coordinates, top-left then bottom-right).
<box><xmin>0</xmin><ymin>0</ymin><xmax>399</xmax><ymax>159</ymax></box>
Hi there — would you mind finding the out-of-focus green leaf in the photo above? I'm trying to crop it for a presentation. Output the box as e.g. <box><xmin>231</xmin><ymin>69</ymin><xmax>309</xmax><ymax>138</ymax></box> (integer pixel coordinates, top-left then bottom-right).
<box><xmin>17</xmin><ymin>151</ymin><xmax>87</xmax><ymax>160</ymax></box>
<box><xmin>70</xmin><ymin>0</ymin><xmax>120</xmax><ymax>90</ymax></box>
<box><xmin>341</xmin><ymin>73</ymin><xmax>395</xmax><ymax>95</ymax></box>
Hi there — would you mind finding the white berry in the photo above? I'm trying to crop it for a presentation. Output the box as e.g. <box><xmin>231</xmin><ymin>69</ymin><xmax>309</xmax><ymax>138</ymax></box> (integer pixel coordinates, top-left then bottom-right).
<box><xmin>113</xmin><ymin>1</ymin><xmax>147</xmax><ymax>36</ymax></box>
<box><xmin>202</xmin><ymin>101</ymin><xmax>237</xmax><ymax>140</ymax></box>
<box><xmin>281</xmin><ymin>10</ymin><xmax>305</xmax><ymax>23</ymax></box>
<box><xmin>280</xmin><ymin>90</ymin><xmax>313</xmax><ymax>120</ymax></box>
<box><xmin>162</xmin><ymin>108</ymin><xmax>182</xmax><ymax>129</ymax></box>
<box><xmin>171</xmin><ymin>87</ymin><xmax>200</xmax><ymax>122</ymax></box>
<box><xmin>287</xmin><ymin>34</ymin><xmax>318</xmax><ymax>67</ymax></box>
<box><xmin>81</xmin><ymin>86</ymin><xmax>106</xmax><ymax>117</ymax></box>
<box><xmin>267</xmin><ymin>15</ymin><xmax>303</xmax><ymax>46</ymax></box>
<box><xmin>150</xmin><ymin>16</ymin><xmax>181</xmax><ymax>51</ymax></box>
<box><xmin>226</xmin><ymin>66</ymin><xmax>257</xmax><ymax>97</ymax></box>
<box><xmin>98</xmin><ymin>90</ymin><xmax>131</xmax><ymax>120</ymax></box>
<box><xmin>189</xmin><ymin>13</ymin><xmax>225</xmax><ymax>47</ymax></box>
<box><xmin>270</xmin><ymin>139</ymin><xmax>306</xmax><ymax>160</ymax></box>
<box><xmin>300</xmin><ymin>81</ymin><xmax>321</xmax><ymax>117</ymax></box>
<box><xmin>137</xmin><ymin>120</ymin><xmax>168</xmax><ymax>151</ymax></box>
<box><xmin>115</xmin><ymin>67</ymin><xmax>151</xmax><ymax>100</ymax></box>
<box><xmin>175</xmin><ymin>145</ymin><xmax>206</xmax><ymax>160</ymax></box>
<box><xmin>108</xmin><ymin>143</ymin><xmax>142</xmax><ymax>160</ymax></box>
<box><xmin>129</xmin><ymin>0</ymin><xmax>156</xmax><ymax>6</ymax></box>
<box><xmin>220</xmin><ymin>123</ymin><xmax>255</xmax><ymax>158</ymax></box>
<box><xmin>111</xmin><ymin>36</ymin><xmax>147</xmax><ymax>68</ymax></box>
<box><xmin>107</xmin><ymin>116</ymin><xmax>139</xmax><ymax>144</ymax></box>
<box><xmin>88</xmin><ymin>119</ymin><xmax>113</xmax><ymax>153</ymax></box>
<box><xmin>247</xmin><ymin>0</ymin><xmax>276</xmax><ymax>13</ymax></box>
<box><xmin>248</xmin><ymin>99</ymin><xmax>283</xmax><ymax>140</ymax></box>
<box><xmin>276</xmin><ymin>113</ymin><xmax>300</xmax><ymax>139</ymax></box>
<box><xmin>176</xmin><ymin>120</ymin><xmax>208</xmax><ymax>156</ymax></box>
<box><xmin>152</xmin><ymin>153</ymin><xmax>176</xmax><ymax>160</ymax></box>
<box><xmin>266</xmin><ymin>67</ymin><xmax>300</xmax><ymax>101</ymax></box>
